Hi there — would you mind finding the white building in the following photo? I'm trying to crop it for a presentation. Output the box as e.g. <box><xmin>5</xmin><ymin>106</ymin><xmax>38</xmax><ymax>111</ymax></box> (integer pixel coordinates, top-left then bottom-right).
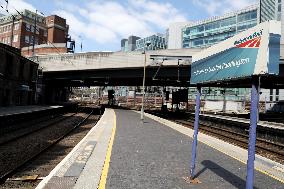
<box><xmin>167</xmin><ymin>22</ymin><xmax>191</xmax><ymax>49</ymax></box>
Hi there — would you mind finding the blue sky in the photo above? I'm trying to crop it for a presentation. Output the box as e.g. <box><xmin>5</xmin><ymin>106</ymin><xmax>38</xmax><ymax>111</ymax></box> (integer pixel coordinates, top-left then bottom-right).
<box><xmin>0</xmin><ymin>0</ymin><xmax>258</xmax><ymax>52</ymax></box>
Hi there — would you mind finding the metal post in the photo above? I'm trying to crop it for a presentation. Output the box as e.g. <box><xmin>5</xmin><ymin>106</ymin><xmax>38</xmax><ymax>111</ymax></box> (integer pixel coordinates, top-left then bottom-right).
<box><xmin>190</xmin><ymin>85</ymin><xmax>201</xmax><ymax>179</ymax></box>
<box><xmin>134</xmin><ymin>87</ymin><xmax>136</xmax><ymax>107</ymax></box>
<box><xmin>10</xmin><ymin>15</ymin><xmax>15</xmax><ymax>46</ymax></box>
<box><xmin>222</xmin><ymin>88</ymin><xmax>227</xmax><ymax>113</ymax></box>
<box><xmin>162</xmin><ymin>86</ymin><xmax>165</xmax><ymax>110</ymax></box>
<box><xmin>246</xmin><ymin>76</ymin><xmax>260</xmax><ymax>189</ymax></box>
<box><xmin>177</xmin><ymin>59</ymin><xmax>180</xmax><ymax>82</ymax></box>
<box><xmin>141</xmin><ymin>49</ymin><xmax>146</xmax><ymax>120</ymax></box>
<box><xmin>154</xmin><ymin>91</ymin><xmax>157</xmax><ymax>106</ymax></box>
<box><xmin>32</xmin><ymin>10</ymin><xmax>37</xmax><ymax>56</ymax></box>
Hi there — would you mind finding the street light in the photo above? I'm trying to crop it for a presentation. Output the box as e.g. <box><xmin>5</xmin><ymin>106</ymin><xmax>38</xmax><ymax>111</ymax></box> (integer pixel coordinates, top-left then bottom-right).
<box><xmin>32</xmin><ymin>10</ymin><xmax>44</xmax><ymax>57</ymax></box>
<box><xmin>141</xmin><ymin>41</ymin><xmax>151</xmax><ymax>121</ymax></box>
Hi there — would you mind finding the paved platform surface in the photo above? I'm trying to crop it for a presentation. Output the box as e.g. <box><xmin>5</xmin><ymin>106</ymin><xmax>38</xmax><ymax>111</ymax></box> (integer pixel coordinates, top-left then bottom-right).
<box><xmin>0</xmin><ymin>105</ymin><xmax>63</xmax><ymax>116</ymax></box>
<box><xmin>106</xmin><ymin>110</ymin><xmax>283</xmax><ymax>189</ymax></box>
<box><xmin>37</xmin><ymin>109</ymin><xmax>284</xmax><ymax>189</ymax></box>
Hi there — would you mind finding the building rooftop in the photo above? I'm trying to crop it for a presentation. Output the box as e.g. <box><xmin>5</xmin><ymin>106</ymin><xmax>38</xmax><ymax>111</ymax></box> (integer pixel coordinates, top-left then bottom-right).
<box><xmin>0</xmin><ymin>9</ymin><xmax>45</xmax><ymax>25</ymax></box>
<box><xmin>185</xmin><ymin>4</ymin><xmax>259</xmax><ymax>28</ymax></box>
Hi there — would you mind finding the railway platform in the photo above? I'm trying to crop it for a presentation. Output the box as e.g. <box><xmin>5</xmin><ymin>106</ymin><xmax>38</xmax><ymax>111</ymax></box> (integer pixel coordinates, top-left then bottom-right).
<box><xmin>0</xmin><ymin>105</ymin><xmax>63</xmax><ymax>117</ymax></box>
<box><xmin>37</xmin><ymin>108</ymin><xmax>284</xmax><ymax>189</ymax></box>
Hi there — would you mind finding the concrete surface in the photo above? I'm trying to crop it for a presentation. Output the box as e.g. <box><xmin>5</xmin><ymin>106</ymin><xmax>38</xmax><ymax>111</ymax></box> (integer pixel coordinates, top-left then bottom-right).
<box><xmin>36</xmin><ymin>108</ymin><xmax>115</xmax><ymax>189</ymax></box>
<box><xmin>0</xmin><ymin>105</ymin><xmax>63</xmax><ymax>116</ymax></box>
<box><xmin>106</xmin><ymin>110</ymin><xmax>283</xmax><ymax>189</ymax></box>
<box><xmin>36</xmin><ymin>108</ymin><xmax>284</xmax><ymax>189</ymax></box>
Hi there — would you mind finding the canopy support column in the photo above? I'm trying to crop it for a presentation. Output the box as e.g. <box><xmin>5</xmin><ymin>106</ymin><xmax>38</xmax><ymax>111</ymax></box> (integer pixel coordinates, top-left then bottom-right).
<box><xmin>246</xmin><ymin>76</ymin><xmax>260</xmax><ymax>189</ymax></box>
<box><xmin>190</xmin><ymin>85</ymin><xmax>201</xmax><ymax>179</ymax></box>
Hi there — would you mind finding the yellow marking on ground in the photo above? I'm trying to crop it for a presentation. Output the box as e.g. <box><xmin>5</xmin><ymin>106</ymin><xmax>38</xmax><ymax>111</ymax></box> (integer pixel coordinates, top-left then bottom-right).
<box><xmin>98</xmin><ymin>110</ymin><xmax>117</xmax><ymax>189</ymax></box>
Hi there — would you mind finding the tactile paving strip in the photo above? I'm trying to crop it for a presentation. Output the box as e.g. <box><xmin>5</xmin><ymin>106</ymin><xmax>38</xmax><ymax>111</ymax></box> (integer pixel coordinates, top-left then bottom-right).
<box><xmin>42</xmin><ymin>176</ymin><xmax>77</xmax><ymax>189</ymax></box>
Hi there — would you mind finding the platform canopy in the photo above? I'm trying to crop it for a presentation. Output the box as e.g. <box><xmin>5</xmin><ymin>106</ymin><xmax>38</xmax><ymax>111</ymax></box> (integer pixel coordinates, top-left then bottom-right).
<box><xmin>191</xmin><ymin>21</ymin><xmax>281</xmax><ymax>85</ymax></box>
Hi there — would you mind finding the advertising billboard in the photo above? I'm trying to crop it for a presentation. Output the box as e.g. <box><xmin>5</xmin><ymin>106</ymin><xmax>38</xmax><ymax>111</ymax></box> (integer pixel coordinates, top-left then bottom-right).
<box><xmin>190</xmin><ymin>21</ymin><xmax>281</xmax><ymax>84</ymax></box>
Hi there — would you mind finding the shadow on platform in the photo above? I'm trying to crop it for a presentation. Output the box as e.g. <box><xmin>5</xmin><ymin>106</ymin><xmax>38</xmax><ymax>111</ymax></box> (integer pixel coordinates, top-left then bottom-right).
<box><xmin>193</xmin><ymin>160</ymin><xmax>259</xmax><ymax>189</ymax></box>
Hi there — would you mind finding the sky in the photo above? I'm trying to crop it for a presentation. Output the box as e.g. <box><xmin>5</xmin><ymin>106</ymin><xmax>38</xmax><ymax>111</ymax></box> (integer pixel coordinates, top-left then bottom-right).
<box><xmin>0</xmin><ymin>0</ymin><xmax>258</xmax><ymax>52</ymax></box>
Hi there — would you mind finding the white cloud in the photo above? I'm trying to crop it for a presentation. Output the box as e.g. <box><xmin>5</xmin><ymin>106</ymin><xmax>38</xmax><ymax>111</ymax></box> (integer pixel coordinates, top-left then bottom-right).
<box><xmin>0</xmin><ymin>0</ymin><xmax>36</xmax><ymax>15</ymax></box>
<box><xmin>53</xmin><ymin>0</ymin><xmax>187</xmax><ymax>46</ymax></box>
<box><xmin>192</xmin><ymin>0</ymin><xmax>258</xmax><ymax>17</ymax></box>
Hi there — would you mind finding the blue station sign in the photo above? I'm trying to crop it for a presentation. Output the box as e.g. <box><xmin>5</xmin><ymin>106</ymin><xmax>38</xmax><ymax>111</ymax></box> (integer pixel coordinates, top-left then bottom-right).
<box><xmin>190</xmin><ymin>21</ymin><xmax>281</xmax><ymax>84</ymax></box>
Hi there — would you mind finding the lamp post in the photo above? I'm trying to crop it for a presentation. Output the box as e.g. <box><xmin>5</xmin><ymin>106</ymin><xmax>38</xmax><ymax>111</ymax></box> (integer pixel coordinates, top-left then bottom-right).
<box><xmin>32</xmin><ymin>10</ymin><xmax>44</xmax><ymax>57</ymax></box>
<box><xmin>140</xmin><ymin>41</ymin><xmax>151</xmax><ymax>121</ymax></box>
<box><xmin>10</xmin><ymin>14</ymin><xmax>15</xmax><ymax>46</ymax></box>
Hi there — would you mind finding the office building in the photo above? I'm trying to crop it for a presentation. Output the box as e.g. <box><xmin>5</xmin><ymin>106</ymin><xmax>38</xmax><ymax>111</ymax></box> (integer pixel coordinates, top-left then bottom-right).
<box><xmin>181</xmin><ymin>1</ymin><xmax>284</xmax><ymax>106</ymax></box>
<box><xmin>259</xmin><ymin>0</ymin><xmax>278</xmax><ymax>22</ymax></box>
<box><xmin>181</xmin><ymin>1</ymin><xmax>284</xmax><ymax>49</ymax></box>
<box><xmin>182</xmin><ymin>5</ymin><xmax>259</xmax><ymax>48</ymax></box>
<box><xmin>121</xmin><ymin>38</ymin><xmax>128</xmax><ymax>51</ymax></box>
<box><xmin>164</xmin><ymin>24</ymin><xmax>194</xmax><ymax>49</ymax></box>
<box><xmin>0</xmin><ymin>10</ymin><xmax>69</xmax><ymax>56</ymax></box>
<box><xmin>167</xmin><ymin>22</ymin><xmax>192</xmax><ymax>49</ymax></box>
<box><xmin>120</xmin><ymin>35</ymin><xmax>140</xmax><ymax>52</ymax></box>
<box><xmin>128</xmin><ymin>36</ymin><xmax>140</xmax><ymax>51</ymax></box>
<box><xmin>136</xmin><ymin>33</ymin><xmax>166</xmax><ymax>51</ymax></box>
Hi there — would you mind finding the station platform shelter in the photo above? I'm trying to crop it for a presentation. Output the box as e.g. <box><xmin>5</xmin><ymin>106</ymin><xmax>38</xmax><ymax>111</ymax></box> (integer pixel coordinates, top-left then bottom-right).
<box><xmin>36</xmin><ymin>108</ymin><xmax>283</xmax><ymax>189</ymax></box>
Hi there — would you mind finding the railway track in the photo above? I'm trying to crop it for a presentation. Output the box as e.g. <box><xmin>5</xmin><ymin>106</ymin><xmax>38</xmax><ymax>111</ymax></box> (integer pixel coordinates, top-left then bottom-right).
<box><xmin>149</xmin><ymin>111</ymin><xmax>284</xmax><ymax>164</ymax></box>
<box><xmin>0</xmin><ymin>109</ymin><xmax>93</xmax><ymax>183</ymax></box>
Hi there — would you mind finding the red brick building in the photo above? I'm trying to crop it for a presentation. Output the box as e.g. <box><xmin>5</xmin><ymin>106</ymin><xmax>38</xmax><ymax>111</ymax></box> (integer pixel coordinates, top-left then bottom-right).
<box><xmin>0</xmin><ymin>10</ymin><xmax>69</xmax><ymax>56</ymax></box>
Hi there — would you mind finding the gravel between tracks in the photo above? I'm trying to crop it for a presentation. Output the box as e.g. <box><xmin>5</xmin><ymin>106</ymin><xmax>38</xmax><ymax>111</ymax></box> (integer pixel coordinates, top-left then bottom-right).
<box><xmin>0</xmin><ymin>112</ymin><xmax>100</xmax><ymax>189</ymax></box>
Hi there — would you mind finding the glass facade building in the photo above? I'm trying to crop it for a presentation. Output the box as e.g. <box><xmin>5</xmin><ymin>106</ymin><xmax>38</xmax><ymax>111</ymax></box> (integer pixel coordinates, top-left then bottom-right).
<box><xmin>120</xmin><ymin>36</ymin><xmax>140</xmax><ymax>52</ymax></box>
<box><xmin>136</xmin><ymin>33</ymin><xmax>166</xmax><ymax>51</ymax></box>
<box><xmin>182</xmin><ymin>5</ymin><xmax>258</xmax><ymax>48</ymax></box>
<box><xmin>276</xmin><ymin>0</ymin><xmax>282</xmax><ymax>21</ymax></box>
<box><xmin>260</xmin><ymin>0</ymin><xmax>277</xmax><ymax>22</ymax></box>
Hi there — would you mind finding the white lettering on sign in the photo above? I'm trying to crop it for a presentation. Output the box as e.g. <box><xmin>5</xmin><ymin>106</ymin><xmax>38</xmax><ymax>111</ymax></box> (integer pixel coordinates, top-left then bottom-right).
<box><xmin>193</xmin><ymin>58</ymin><xmax>250</xmax><ymax>76</ymax></box>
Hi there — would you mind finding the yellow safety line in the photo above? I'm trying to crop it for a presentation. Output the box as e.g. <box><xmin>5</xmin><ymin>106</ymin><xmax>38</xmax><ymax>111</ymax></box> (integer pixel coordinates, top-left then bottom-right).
<box><xmin>98</xmin><ymin>110</ymin><xmax>117</xmax><ymax>189</ymax></box>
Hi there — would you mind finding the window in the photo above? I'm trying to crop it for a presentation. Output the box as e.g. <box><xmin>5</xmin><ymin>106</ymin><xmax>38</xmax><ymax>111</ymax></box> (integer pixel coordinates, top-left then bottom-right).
<box><xmin>193</xmin><ymin>39</ymin><xmax>203</xmax><ymax>46</ymax></box>
<box><xmin>237</xmin><ymin>11</ymin><xmax>257</xmax><ymax>23</ymax></box>
<box><xmin>43</xmin><ymin>30</ymin><xmax>47</xmax><ymax>37</ymax></box>
<box><xmin>14</xmin><ymin>23</ymin><xmax>19</xmax><ymax>30</ymax></box>
<box><xmin>31</xmin><ymin>25</ymin><xmax>35</xmax><ymax>33</ymax></box>
<box><xmin>6</xmin><ymin>37</ymin><xmax>10</xmax><ymax>44</ymax></box>
<box><xmin>26</xmin><ymin>23</ymin><xmax>31</xmax><ymax>31</ymax></box>
<box><xmin>35</xmin><ymin>37</ymin><xmax>38</xmax><ymax>45</ymax></box>
<box><xmin>25</xmin><ymin>35</ymin><xmax>29</xmax><ymax>43</ymax></box>
<box><xmin>36</xmin><ymin>26</ymin><xmax>39</xmax><ymax>34</ymax></box>
<box><xmin>278</xmin><ymin>4</ymin><xmax>281</xmax><ymax>12</ymax></box>
<box><xmin>30</xmin><ymin>36</ymin><xmax>34</xmax><ymax>44</ymax></box>
<box><xmin>13</xmin><ymin>34</ymin><xmax>18</xmax><ymax>42</ymax></box>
